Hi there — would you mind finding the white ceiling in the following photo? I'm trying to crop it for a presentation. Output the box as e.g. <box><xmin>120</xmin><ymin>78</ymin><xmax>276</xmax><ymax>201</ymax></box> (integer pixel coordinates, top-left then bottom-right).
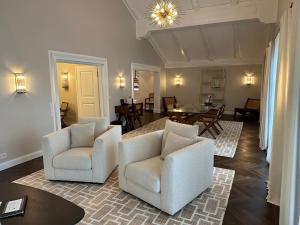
<box><xmin>150</xmin><ymin>20</ymin><xmax>274</xmax><ymax>67</ymax></box>
<box><xmin>125</xmin><ymin>0</ymin><xmax>254</xmax><ymax>20</ymax></box>
<box><xmin>123</xmin><ymin>0</ymin><xmax>276</xmax><ymax>68</ymax></box>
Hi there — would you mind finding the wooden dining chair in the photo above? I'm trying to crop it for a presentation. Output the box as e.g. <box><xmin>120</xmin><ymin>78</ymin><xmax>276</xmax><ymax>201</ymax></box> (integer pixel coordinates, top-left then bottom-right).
<box><xmin>162</xmin><ymin>96</ymin><xmax>177</xmax><ymax>113</ymax></box>
<box><xmin>234</xmin><ymin>98</ymin><xmax>260</xmax><ymax>120</ymax></box>
<box><xmin>205</xmin><ymin>104</ymin><xmax>225</xmax><ymax>131</ymax></box>
<box><xmin>60</xmin><ymin>102</ymin><xmax>69</xmax><ymax>128</ymax></box>
<box><xmin>198</xmin><ymin>107</ymin><xmax>223</xmax><ymax>139</ymax></box>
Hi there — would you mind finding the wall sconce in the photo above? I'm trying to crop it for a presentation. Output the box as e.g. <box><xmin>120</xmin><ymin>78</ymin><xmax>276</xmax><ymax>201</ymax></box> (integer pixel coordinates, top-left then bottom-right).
<box><xmin>175</xmin><ymin>75</ymin><xmax>183</xmax><ymax>86</ymax></box>
<box><xmin>14</xmin><ymin>73</ymin><xmax>27</xmax><ymax>93</ymax></box>
<box><xmin>245</xmin><ymin>73</ymin><xmax>254</xmax><ymax>86</ymax></box>
<box><xmin>133</xmin><ymin>71</ymin><xmax>140</xmax><ymax>91</ymax></box>
<box><xmin>119</xmin><ymin>74</ymin><xmax>125</xmax><ymax>88</ymax></box>
<box><xmin>61</xmin><ymin>72</ymin><xmax>69</xmax><ymax>89</ymax></box>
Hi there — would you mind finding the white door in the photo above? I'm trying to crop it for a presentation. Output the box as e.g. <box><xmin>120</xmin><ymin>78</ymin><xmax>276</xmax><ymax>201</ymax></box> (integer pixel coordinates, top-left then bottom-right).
<box><xmin>76</xmin><ymin>65</ymin><xmax>100</xmax><ymax>118</ymax></box>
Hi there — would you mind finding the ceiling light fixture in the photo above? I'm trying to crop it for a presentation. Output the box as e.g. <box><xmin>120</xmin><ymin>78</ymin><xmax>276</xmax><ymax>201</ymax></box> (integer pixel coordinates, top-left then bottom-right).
<box><xmin>149</xmin><ymin>1</ymin><xmax>179</xmax><ymax>27</ymax></box>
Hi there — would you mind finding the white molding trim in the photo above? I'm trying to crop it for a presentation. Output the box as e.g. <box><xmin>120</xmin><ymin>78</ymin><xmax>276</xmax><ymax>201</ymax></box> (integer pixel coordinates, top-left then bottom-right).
<box><xmin>224</xmin><ymin>110</ymin><xmax>234</xmax><ymax>115</ymax></box>
<box><xmin>165</xmin><ymin>58</ymin><xmax>263</xmax><ymax>68</ymax></box>
<box><xmin>48</xmin><ymin>50</ymin><xmax>110</xmax><ymax>131</ymax></box>
<box><xmin>147</xmin><ymin>34</ymin><xmax>168</xmax><ymax>63</ymax></box>
<box><xmin>122</xmin><ymin>0</ymin><xmax>138</xmax><ymax>21</ymax></box>
<box><xmin>0</xmin><ymin>150</ymin><xmax>42</xmax><ymax>171</ymax></box>
<box><xmin>131</xmin><ymin>63</ymin><xmax>162</xmax><ymax>113</ymax></box>
<box><xmin>135</xmin><ymin>0</ymin><xmax>278</xmax><ymax>38</ymax></box>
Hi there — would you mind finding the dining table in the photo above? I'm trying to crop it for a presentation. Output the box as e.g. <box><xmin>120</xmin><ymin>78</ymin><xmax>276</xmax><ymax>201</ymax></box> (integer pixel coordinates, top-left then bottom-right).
<box><xmin>167</xmin><ymin>103</ymin><xmax>220</xmax><ymax>124</ymax></box>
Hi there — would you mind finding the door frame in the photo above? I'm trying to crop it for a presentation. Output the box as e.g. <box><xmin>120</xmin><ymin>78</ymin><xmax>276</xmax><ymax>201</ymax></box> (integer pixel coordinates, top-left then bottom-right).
<box><xmin>130</xmin><ymin>63</ymin><xmax>161</xmax><ymax>113</ymax></box>
<box><xmin>48</xmin><ymin>50</ymin><xmax>110</xmax><ymax>131</ymax></box>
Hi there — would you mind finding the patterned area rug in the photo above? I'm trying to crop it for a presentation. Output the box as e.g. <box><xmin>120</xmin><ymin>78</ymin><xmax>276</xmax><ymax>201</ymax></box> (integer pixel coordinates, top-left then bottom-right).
<box><xmin>123</xmin><ymin>118</ymin><xmax>243</xmax><ymax>158</ymax></box>
<box><xmin>14</xmin><ymin>168</ymin><xmax>235</xmax><ymax>225</ymax></box>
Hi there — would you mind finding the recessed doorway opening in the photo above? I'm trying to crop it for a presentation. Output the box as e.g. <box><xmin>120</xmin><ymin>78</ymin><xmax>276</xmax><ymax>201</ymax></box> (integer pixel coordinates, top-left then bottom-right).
<box><xmin>57</xmin><ymin>63</ymin><xmax>100</xmax><ymax>128</ymax></box>
<box><xmin>48</xmin><ymin>51</ymin><xmax>110</xmax><ymax>131</ymax></box>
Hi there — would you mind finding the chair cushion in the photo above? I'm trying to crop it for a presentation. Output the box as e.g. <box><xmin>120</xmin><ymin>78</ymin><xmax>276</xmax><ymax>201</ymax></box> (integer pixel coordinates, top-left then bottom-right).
<box><xmin>70</xmin><ymin>123</ymin><xmax>95</xmax><ymax>148</ymax></box>
<box><xmin>53</xmin><ymin>148</ymin><xmax>93</xmax><ymax>170</ymax></box>
<box><xmin>161</xmin><ymin>132</ymin><xmax>197</xmax><ymax>159</ymax></box>
<box><xmin>125</xmin><ymin>156</ymin><xmax>163</xmax><ymax>193</ymax></box>
<box><xmin>79</xmin><ymin>117</ymin><xmax>109</xmax><ymax>138</ymax></box>
<box><xmin>162</xmin><ymin>120</ymin><xmax>199</xmax><ymax>149</ymax></box>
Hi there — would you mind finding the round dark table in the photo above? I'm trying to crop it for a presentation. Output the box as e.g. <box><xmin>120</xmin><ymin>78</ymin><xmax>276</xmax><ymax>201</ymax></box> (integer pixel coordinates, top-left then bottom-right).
<box><xmin>0</xmin><ymin>183</ymin><xmax>85</xmax><ymax>225</ymax></box>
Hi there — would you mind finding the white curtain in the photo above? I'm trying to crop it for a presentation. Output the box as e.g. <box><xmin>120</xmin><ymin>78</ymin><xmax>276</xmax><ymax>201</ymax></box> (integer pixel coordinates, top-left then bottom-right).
<box><xmin>267</xmin><ymin>1</ymin><xmax>300</xmax><ymax>225</ymax></box>
<box><xmin>259</xmin><ymin>44</ymin><xmax>272</xmax><ymax>150</ymax></box>
<box><xmin>259</xmin><ymin>36</ymin><xmax>280</xmax><ymax>163</ymax></box>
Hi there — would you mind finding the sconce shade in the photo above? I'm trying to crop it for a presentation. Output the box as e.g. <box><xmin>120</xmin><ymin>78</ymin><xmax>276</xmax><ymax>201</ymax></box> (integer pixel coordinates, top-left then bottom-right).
<box><xmin>61</xmin><ymin>72</ymin><xmax>69</xmax><ymax>89</ymax></box>
<box><xmin>175</xmin><ymin>75</ymin><xmax>183</xmax><ymax>86</ymax></box>
<box><xmin>245</xmin><ymin>73</ymin><xmax>254</xmax><ymax>86</ymax></box>
<box><xmin>133</xmin><ymin>71</ymin><xmax>139</xmax><ymax>91</ymax></box>
<box><xmin>15</xmin><ymin>73</ymin><xmax>26</xmax><ymax>93</ymax></box>
<box><xmin>119</xmin><ymin>75</ymin><xmax>125</xmax><ymax>88</ymax></box>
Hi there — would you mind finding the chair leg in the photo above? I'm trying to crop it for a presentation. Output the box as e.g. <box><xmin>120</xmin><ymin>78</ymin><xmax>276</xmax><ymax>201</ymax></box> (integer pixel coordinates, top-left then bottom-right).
<box><xmin>137</xmin><ymin>116</ymin><xmax>142</xmax><ymax>127</ymax></box>
<box><xmin>199</xmin><ymin>122</ymin><xmax>217</xmax><ymax>139</ymax></box>
<box><xmin>212</xmin><ymin>124</ymin><xmax>220</xmax><ymax>135</ymax></box>
<box><xmin>216</xmin><ymin>121</ymin><xmax>223</xmax><ymax>130</ymax></box>
<box><xmin>234</xmin><ymin>110</ymin><xmax>238</xmax><ymax>121</ymax></box>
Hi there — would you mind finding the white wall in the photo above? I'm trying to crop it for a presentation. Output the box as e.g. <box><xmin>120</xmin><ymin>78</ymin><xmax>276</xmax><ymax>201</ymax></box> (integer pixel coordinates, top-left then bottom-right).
<box><xmin>166</xmin><ymin>65</ymin><xmax>262</xmax><ymax>113</ymax></box>
<box><xmin>0</xmin><ymin>0</ymin><xmax>164</xmax><ymax>165</ymax></box>
<box><xmin>133</xmin><ymin>71</ymin><xmax>154</xmax><ymax>107</ymax></box>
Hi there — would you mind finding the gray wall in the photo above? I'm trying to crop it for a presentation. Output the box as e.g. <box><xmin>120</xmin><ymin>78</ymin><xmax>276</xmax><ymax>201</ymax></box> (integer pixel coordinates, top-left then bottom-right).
<box><xmin>166</xmin><ymin>65</ymin><xmax>262</xmax><ymax>113</ymax></box>
<box><xmin>0</xmin><ymin>0</ymin><xmax>164</xmax><ymax>164</ymax></box>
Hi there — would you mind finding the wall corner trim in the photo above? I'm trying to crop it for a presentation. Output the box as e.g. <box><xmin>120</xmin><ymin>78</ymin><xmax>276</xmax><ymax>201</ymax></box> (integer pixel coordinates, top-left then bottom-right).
<box><xmin>0</xmin><ymin>150</ymin><xmax>42</xmax><ymax>172</ymax></box>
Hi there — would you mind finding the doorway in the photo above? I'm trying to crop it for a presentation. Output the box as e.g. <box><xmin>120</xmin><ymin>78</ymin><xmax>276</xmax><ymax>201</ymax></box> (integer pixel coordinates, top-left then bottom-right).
<box><xmin>49</xmin><ymin>51</ymin><xmax>110</xmax><ymax>131</ymax></box>
<box><xmin>131</xmin><ymin>63</ymin><xmax>161</xmax><ymax>115</ymax></box>
<box><xmin>57</xmin><ymin>63</ymin><xmax>100</xmax><ymax>127</ymax></box>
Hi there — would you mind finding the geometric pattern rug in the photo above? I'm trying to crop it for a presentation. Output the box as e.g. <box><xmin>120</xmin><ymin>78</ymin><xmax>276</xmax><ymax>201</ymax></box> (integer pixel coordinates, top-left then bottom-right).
<box><xmin>123</xmin><ymin>117</ymin><xmax>243</xmax><ymax>158</ymax></box>
<box><xmin>14</xmin><ymin>168</ymin><xmax>235</xmax><ymax>225</ymax></box>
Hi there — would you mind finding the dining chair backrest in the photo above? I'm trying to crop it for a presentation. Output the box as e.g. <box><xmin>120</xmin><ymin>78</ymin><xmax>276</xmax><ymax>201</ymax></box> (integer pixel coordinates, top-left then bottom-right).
<box><xmin>60</xmin><ymin>102</ymin><xmax>69</xmax><ymax>112</ymax></box>
<box><xmin>162</xmin><ymin>96</ymin><xmax>177</xmax><ymax>112</ymax></box>
<box><xmin>244</xmin><ymin>98</ymin><xmax>260</xmax><ymax>110</ymax></box>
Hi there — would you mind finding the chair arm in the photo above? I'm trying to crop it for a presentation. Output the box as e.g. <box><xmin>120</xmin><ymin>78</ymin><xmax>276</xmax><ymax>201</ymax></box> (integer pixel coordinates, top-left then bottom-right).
<box><xmin>161</xmin><ymin>139</ymin><xmax>215</xmax><ymax>215</ymax></box>
<box><xmin>92</xmin><ymin>125</ymin><xmax>122</xmax><ymax>182</ymax></box>
<box><xmin>42</xmin><ymin>127</ymin><xmax>71</xmax><ymax>179</ymax></box>
<box><xmin>42</xmin><ymin>127</ymin><xmax>71</xmax><ymax>157</ymax></box>
<box><xmin>118</xmin><ymin>130</ymin><xmax>164</xmax><ymax>190</ymax></box>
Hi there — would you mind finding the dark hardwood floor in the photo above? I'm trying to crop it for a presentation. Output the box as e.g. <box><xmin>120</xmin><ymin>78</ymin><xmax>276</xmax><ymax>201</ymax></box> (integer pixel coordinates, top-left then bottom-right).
<box><xmin>0</xmin><ymin>113</ymin><xmax>279</xmax><ymax>224</ymax></box>
<box><xmin>215</xmin><ymin>116</ymin><xmax>279</xmax><ymax>225</ymax></box>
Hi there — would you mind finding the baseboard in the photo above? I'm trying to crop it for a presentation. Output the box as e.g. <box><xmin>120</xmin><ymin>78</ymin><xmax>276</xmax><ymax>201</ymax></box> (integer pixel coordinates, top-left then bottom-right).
<box><xmin>0</xmin><ymin>150</ymin><xmax>42</xmax><ymax>171</ymax></box>
<box><xmin>224</xmin><ymin>111</ymin><xmax>234</xmax><ymax>115</ymax></box>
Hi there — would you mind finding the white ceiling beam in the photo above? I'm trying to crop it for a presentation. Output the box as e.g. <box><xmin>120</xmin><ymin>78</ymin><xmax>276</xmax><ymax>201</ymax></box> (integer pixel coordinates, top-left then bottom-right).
<box><xmin>198</xmin><ymin>27</ymin><xmax>215</xmax><ymax>61</ymax></box>
<box><xmin>170</xmin><ymin>31</ymin><xmax>191</xmax><ymax>62</ymax></box>
<box><xmin>232</xmin><ymin>23</ymin><xmax>241</xmax><ymax>59</ymax></box>
<box><xmin>190</xmin><ymin>0</ymin><xmax>200</xmax><ymax>11</ymax></box>
<box><xmin>147</xmin><ymin>34</ymin><xmax>168</xmax><ymax>63</ymax></box>
<box><xmin>165</xmin><ymin>58</ymin><xmax>264</xmax><ymax>69</ymax></box>
<box><xmin>136</xmin><ymin>0</ymin><xmax>278</xmax><ymax>38</ymax></box>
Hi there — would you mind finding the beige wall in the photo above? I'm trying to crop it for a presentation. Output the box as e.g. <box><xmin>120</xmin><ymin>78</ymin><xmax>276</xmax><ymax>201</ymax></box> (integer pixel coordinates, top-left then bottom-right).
<box><xmin>0</xmin><ymin>0</ymin><xmax>164</xmax><ymax>165</ymax></box>
<box><xmin>133</xmin><ymin>71</ymin><xmax>155</xmax><ymax>107</ymax></box>
<box><xmin>57</xmin><ymin>63</ymin><xmax>80</xmax><ymax>125</ymax></box>
<box><xmin>278</xmin><ymin>0</ymin><xmax>292</xmax><ymax>20</ymax></box>
<box><xmin>166</xmin><ymin>65</ymin><xmax>262</xmax><ymax>113</ymax></box>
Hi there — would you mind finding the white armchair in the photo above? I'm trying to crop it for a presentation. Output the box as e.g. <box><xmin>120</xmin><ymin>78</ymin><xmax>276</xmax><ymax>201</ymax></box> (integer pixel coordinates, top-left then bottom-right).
<box><xmin>42</xmin><ymin>117</ymin><xmax>122</xmax><ymax>183</ymax></box>
<box><xmin>118</xmin><ymin>130</ymin><xmax>215</xmax><ymax>215</ymax></box>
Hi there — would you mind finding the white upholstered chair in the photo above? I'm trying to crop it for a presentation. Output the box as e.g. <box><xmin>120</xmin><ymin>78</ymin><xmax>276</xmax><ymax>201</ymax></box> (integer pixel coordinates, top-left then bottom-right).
<box><xmin>118</xmin><ymin>123</ymin><xmax>215</xmax><ymax>215</ymax></box>
<box><xmin>42</xmin><ymin>117</ymin><xmax>122</xmax><ymax>183</ymax></box>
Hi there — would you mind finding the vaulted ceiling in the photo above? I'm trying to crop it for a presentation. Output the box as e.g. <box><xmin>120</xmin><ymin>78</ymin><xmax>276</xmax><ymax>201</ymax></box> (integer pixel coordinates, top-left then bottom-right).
<box><xmin>123</xmin><ymin>0</ymin><xmax>277</xmax><ymax>68</ymax></box>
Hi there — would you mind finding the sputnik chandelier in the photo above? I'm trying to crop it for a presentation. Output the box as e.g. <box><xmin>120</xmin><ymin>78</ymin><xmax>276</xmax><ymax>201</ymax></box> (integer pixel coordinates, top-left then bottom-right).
<box><xmin>149</xmin><ymin>1</ymin><xmax>179</xmax><ymax>27</ymax></box>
